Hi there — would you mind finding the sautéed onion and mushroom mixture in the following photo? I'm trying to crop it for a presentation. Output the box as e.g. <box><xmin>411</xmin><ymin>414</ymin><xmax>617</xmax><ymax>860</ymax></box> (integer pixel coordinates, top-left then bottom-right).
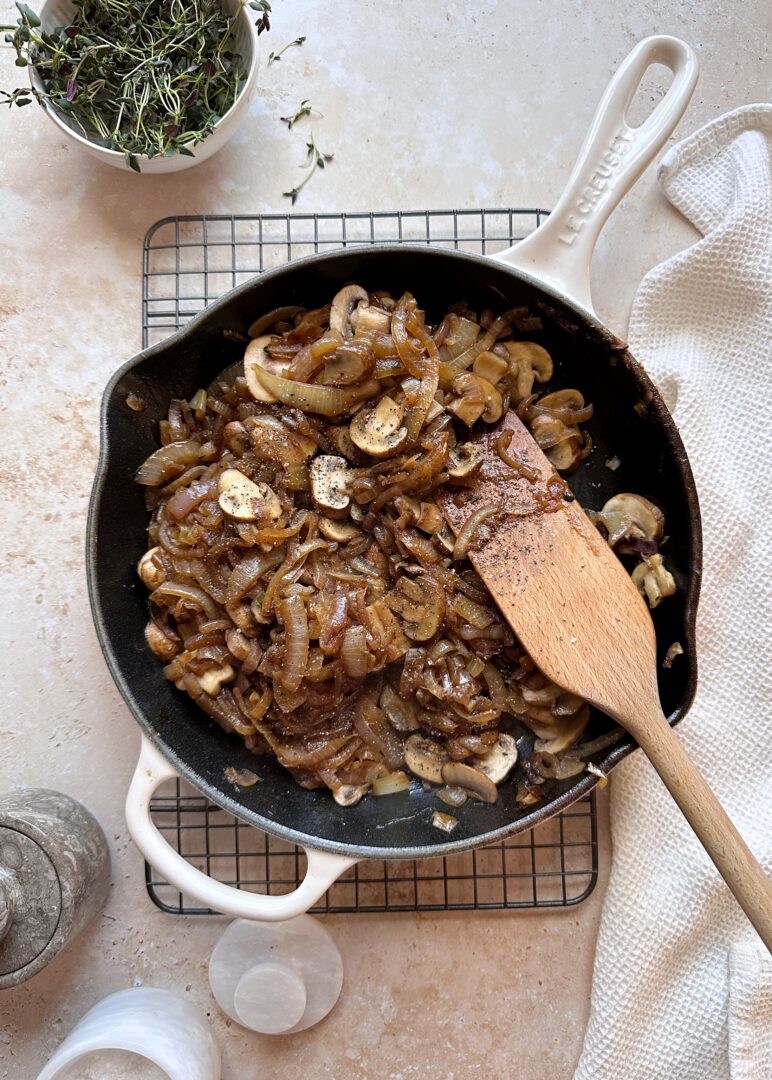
<box><xmin>136</xmin><ymin>287</ymin><xmax>676</xmax><ymax>822</ymax></box>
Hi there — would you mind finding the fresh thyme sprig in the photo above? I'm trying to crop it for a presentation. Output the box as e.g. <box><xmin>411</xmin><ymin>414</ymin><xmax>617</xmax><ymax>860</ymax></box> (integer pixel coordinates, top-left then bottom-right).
<box><xmin>283</xmin><ymin>133</ymin><xmax>333</xmax><ymax>204</ymax></box>
<box><xmin>1</xmin><ymin>0</ymin><xmax>272</xmax><ymax>171</ymax></box>
<box><xmin>267</xmin><ymin>35</ymin><xmax>304</xmax><ymax>64</ymax></box>
<box><xmin>280</xmin><ymin>97</ymin><xmax>320</xmax><ymax>129</ymax></box>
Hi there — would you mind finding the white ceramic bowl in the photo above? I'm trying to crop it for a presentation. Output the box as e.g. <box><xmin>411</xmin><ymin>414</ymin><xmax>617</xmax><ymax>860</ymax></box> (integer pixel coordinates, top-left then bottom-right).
<box><xmin>30</xmin><ymin>0</ymin><xmax>259</xmax><ymax>173</ymax></box>
<box><xmin>36</xmin><ymin>987</ymin><xmax>221</xmax><ymax>1080</ymax></box>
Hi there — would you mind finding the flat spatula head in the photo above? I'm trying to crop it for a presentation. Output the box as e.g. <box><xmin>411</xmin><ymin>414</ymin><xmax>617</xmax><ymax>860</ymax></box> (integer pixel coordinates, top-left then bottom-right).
<box><xmin>439</xmin><ymin>411</ymin><xmax>660</xmax><ymax>730</ymax></box>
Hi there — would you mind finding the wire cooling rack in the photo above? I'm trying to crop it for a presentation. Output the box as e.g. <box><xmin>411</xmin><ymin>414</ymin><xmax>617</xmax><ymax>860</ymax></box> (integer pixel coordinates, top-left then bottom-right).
<box><xmin>147</xmin><ymin>778</ymin><xmax>597</xmax><ymax>915</ymax></box>
<box><xmin>142</xmin><ymin>207</ymin><xmax>599</xmax><ymax>915</ymax></box>
<box><xmin>142</xmin><ymin>208</ymin><xmax>549</xmax><ymax>348</ymax></box>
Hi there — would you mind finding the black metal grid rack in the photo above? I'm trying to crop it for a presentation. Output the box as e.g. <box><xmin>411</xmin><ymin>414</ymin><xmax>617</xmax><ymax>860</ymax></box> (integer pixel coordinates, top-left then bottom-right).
<box><xmin>147</xmin><ymin>778</ymin><xmax>597</xmax><ymax>915</ymax></box>
<box><xmin>142</xmin><ymin>207</ymin><xmax>599</xmax><ymax>916</ymax></box>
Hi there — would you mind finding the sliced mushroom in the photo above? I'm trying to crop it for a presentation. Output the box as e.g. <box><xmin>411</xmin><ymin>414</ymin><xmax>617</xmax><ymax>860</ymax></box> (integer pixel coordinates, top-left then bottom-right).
<box><xmin>198</xmin><ymin>663</ymin><xmax>235</xmax><ymax>696</ymax></box>
<box><xmin>472</xmin><ymin>350</ymin><xmax>509</xmax><ymax>386</ymax></box>
<box><xmin>325</xmin><ymin>424</ymin><xmax>368</xmax><ymax>465</ymax></box>
<box><xmin>145</xmin><ymin>621</ymin><xmax>181</xmax><ymax>660</ymax></box>
<box><xmin>333</xmin><ymin>784</ymin><xmax>369</xmax><ymax>807</ymax></box>
<box><xmin>501</xmin><ymin>341</ymin><xmax>553</xmax><ymax>402</ymax></box>
<box><xmin>394</xmin><ymin>496</ymin><xmax>444</xmax><ymax>535</ymax></box>
<box><xmin>318</xmin><ymin>518</ymin><xmax>361</xmax><ymax>542</ymax></box>
<box><xmin>447</xmin><ymin>442</ymin><xmax>483</xmax><ymax>478</ymax></box>
<box><xmin>137</xmin><ymin>546</ymin><xmax>165</xmax><ymax>590</ymax></box>
<box><xmin>380</xmin><ymin>683</ymin><xmax>421</xmax><ymax>731</ymax></box>
<box><xmin>529</xmin><ymin>415</ymin><xmax>582</xmax><ymax>473</ymax></box>
<box><xmin>349</xmin><ymin>396</ymin><xmax>408</xmax><ymax>457</ymax></box>
<box><xmin>309</xmin><ymin>455</ymin><xmax>352</xmax><ymax>518</ymax></box>
<box><xmin>223</xmin><ymin>420</ymin><xmax>250</xmax><ymax>455</ymax></box>
<box><xmin>218</xmin><ymin>469</ymin><xmax>282</xmax><ymax>523</ymax></box>
<box><xmin>531</xmin><ymin>703</ymin><xmax>590</xmax><ymax>754</ymax></box>
<box><xmin>404</xmin><ymin>734</ymin><xmax>450</xmax><ymax>783</ymax></box>
<box><xmin>329</xmin><ymin>285</ymin><xmax>369</xmax><ymax>338</ymax></box>
<box><xmin>416</xmin><ymin>502</ymin><xmax>444</xmax><ymax>534</ymax></box>
<box><xmin>244</xmin><ymin>335</ymin><xmax>289</xmax><ymax>403</ymax></box>
<box><xmin>351</xmin><ymin>301</ymin><xmax>391</xmax><ymax>334</ymax></box>
<box><xmin>597</xmin><ymin>493</ymin><xmax>665</xmax><ymax>548</ymax></box>
<box><xmin>441</xmin><ymin>761</ymin><xmax>498</xmax><ymax>803</ymax></box>
<box><xmin>472</xmin><ymin>733</ymin><xmax>518</xmax><ymax>784</ymax></box>
<box><xmin>632</xmin><ymin>554</ymin><xmax>676</xmax><ymax>608</ymax></box>
<box><xmin>247</xmin><ymin>305</ymin><xmax>304</xmax><ymax>339</ymax></box>
<box><xmin>385</xmin><ymin>574</ymin><xmax>445</xmax><ymax>640</ymax></box>
<box><xmin>535</xmin><ymin>388</ymin><xmax>588</xmax><ymax>416</ymax></box>
<box><xmin>448</xmin><ymin>373</ymin><xmax>503</xmax><ymax>425</ymax></box>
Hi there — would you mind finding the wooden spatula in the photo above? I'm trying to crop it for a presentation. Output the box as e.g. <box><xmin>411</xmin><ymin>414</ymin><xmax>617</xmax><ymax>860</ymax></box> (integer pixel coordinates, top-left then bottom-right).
<box><xmin>440</xmin><ymin>411</ymin><xmax>772</xmax><ymax>948</ymax></box>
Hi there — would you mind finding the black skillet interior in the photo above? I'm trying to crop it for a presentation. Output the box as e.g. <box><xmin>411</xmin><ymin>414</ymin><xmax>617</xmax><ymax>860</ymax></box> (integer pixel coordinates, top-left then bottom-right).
<box><xmin>88</xmin><ymin>246</ymin><xmax>701</xmax><ymax>859</ymax></box>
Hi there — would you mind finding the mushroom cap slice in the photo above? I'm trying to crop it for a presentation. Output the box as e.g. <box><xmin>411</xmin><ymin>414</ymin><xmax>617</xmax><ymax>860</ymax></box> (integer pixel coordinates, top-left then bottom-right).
<box><xmin>529</xmin><ymin>415</ymin><xmax>582</xmax><ymax>473</ymax></box>
<box><xmin>349</xmin><ymin>396</ymin><xmax>408</xmax><ymax>458</ymax></box>
<box><xmin>333</xmin><ymin>784</ymin><xmax>369</xmax><ymax>807</ymax></box>
<box><xmin>632</xmin><ymin>554</ymin><xmax>676</xmax><ymax>608</ymax></box>
<box><xmin>536</xmin><ymin>388</ymin><xmax>586</xmax><ymax>412</ymax></box>
<box><xmin>318</xmin><ymin>517</ymin><xmax>361</xmax><ymax>542</ymax></box>
<box><xmin>472</xmin><ymin>350</ymin><xmax>509</xmax><ymax>386</ymax></box>
<box><xmin>385</xmin><ymin>574</ymin><xmax>445</xmax><ymax>641</ymax></box>
<box><xmin>326</xmin><ymin>424</ymin><xmax>369</xmax><ymax>465</ymax></box>
<box><xmin>244</xmin><ymin>335</ymin><xmax>289</xmax><ymax>403</ymax></box>
<box><xmin>546</xmin><ymin>435</ymin><xmax>582</xmax><ymax>473</ymax></box>
<box><xmin>380</xmin><ymin>683</ymin><xmax>421</xmax><ymax>731</ymax></box>
<box><xmin>503</xmin><ymin>341</ymin><xmax>554</xmax><ymax>383</ymax></box>
<box><xmin>309</xmin><ymin>454</ymin><xmax>352</xmax><ymax>518</ymax></box>
<box><xmin>599</xmin><ymin>493</ymin><xmax>665</xmax><ymax>546</ymax></box>
<box><xmin>447</xmin><ymin>442</ymin><xmax>483</xmax><ymax>478</ymax></box>
<box><xmin>448</xmin><ymin>373</ymin><xmax>503</xmax><ymax>425</ymax></box>
<box><xmin>351</xmin><ymin>301</ymin><xmax>391</xmax><ymax>334</ymax></box>
<box><xmin>329</xmin><ymin>284</ymin><xmax>369</xmax><ymax>338</ymax></box>
<box><xmin>247</xmin><ymin>305</ymin><xmax>304</xmax><ymax>339</ymax></box>
<box><xmin>404</xmin><ymin>734</ymin><xmax>450</xmax><ymax>783</ymax></box>
<box><xmin>198</xmin><ymin>663</ymin><xmax>235</xmax><ymax>696</ymax></box>
<box><xmin>223</xmin><ymin>420</ymin><xmax>250</xmax><ymax>455</ymax></box>
<box><xmin>137</xmin><ymin>546</ymin><xmax>165</xmax><ymax>590</ymax></box>
<box><xmin>317</xmin><ymin>350</ymin><xmax>373</xmax><ymax>387</ymax></box>
<box><xmin>441</xmin><ymin>761</ymin><xmax>498</xmax><ymax>803</ymax></box>
<box><xmin>471</xmin><ymin>733</ymin><xmax>518</xmax><ymax>784</ymax></box>
<box><xmin>218</xmin><ymin>469</ymin><xmax>282</xmax><ymax>523</ymax></box>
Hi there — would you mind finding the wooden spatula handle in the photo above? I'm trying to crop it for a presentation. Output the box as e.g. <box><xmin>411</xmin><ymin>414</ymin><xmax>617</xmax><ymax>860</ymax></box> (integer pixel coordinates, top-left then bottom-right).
<box><xmin>632</xmin><ymin>709</ymin><xmax>772</xmax><ymax>950</ymax></box>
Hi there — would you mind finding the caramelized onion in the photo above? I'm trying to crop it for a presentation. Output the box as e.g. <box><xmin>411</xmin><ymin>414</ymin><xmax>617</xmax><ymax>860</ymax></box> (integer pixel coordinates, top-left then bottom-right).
<box><xmin>136</xmin><ymin>439</ymin><xmax>203</xmax><ymax>485</ymax></box>
<box><xmin>135</xmin><ymin>289</ymin><xmax>648</xmax><ymax>806</ymax></box>
<box><xmin>253</xmin><ymin>367</ymin><xmax>380</xmax><ymax>416</ymax></box>
<box><xmin>277</xmin><ymin>594</ymin><xmax>309</xmax><ymax>692</ymax></box>
<box><xmin>452</xmin><ymin>505</ymin><xmax>498</xmax><ymax>560</ymax></box>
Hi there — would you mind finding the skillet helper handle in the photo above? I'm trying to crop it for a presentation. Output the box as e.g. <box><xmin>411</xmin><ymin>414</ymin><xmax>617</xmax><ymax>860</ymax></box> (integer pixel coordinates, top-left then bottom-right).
<box><xmin>495</xmin><ymin>35</ymin><xmax>698</xmax><ymax>313</ymax></box>
<box><xmin>633</xmin><ymin>708</ymin><xmax>772</xmax><ymax>951</ymax></box>
<box><xmin>126</xmin><ymin>737</ymin><xmax>356</xmax><ymax>921</ymax></box>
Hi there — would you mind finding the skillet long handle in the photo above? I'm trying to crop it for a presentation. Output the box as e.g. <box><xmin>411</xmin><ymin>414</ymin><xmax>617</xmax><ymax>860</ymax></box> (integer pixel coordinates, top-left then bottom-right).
<box><xmin>495</xmin><ymin>36</ymin><xmax>698</xmax><ymax>312</ymax></box>
<box><xmin>632</xmin><ymin>708</ymin><xmax>772</xmax><ymax>950</ymax></box>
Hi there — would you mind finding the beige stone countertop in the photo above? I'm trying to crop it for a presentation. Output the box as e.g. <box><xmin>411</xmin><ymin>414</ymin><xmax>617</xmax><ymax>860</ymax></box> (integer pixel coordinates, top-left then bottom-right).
<box><xmin>1</xmin><ymin>0</ymin><xmax>768</xmax><ymax>1076</ymax></box>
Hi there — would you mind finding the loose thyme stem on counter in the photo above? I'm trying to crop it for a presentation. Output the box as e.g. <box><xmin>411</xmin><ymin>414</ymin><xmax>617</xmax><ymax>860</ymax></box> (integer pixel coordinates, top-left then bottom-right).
<box><xmin>283</xmin><ymin>133</ymin><xmax>333</xmax><ymax>204</ymax></box>
<box><xmin>268</xmin><ymin>35</ymin><xmax>305</xmax><ymax>63</ymax></box>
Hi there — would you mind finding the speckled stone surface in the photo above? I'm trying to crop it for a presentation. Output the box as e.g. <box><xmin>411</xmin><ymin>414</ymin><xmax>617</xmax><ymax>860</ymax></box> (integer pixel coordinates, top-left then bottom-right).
<box><xmin>0</xmin><ymin>790</ymin><xmax>110</xmax><ymax>988</ymax></box>
<box><xmin>0</xmin><ymin>0</ymin><xmax>767</xmax><ymax>1076</ymax></box>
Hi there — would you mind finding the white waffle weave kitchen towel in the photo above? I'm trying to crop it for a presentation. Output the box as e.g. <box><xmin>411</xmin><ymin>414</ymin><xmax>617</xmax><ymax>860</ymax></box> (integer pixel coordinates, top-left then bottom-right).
<box><xmin>575</xmin><ymin>104</ymin><xmax>772</xmax><ymax>1080</ymax></box>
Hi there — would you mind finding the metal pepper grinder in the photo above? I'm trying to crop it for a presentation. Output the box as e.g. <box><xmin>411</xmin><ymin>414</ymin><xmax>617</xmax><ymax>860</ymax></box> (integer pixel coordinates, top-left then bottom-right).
<box><xmin>0</xmin><ymin>789</ymin><xmax>110</xmax><ymax>990</ymax></box>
